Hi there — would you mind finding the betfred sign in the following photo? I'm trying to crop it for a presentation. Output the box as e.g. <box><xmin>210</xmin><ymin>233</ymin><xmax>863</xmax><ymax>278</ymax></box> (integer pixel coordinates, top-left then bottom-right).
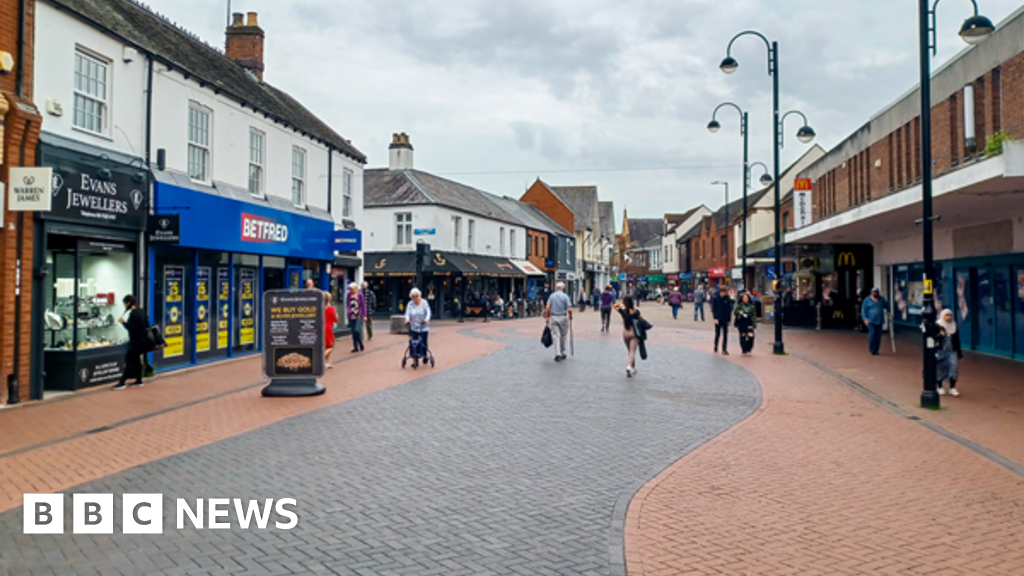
<box><xmin>242</xmin><ymin>213</ymin><xmax>289</xmax><ymax>243</ymax></box>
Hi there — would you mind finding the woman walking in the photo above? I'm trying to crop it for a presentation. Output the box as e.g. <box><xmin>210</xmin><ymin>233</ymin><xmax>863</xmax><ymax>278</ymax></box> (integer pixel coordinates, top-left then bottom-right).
<box><xmin>324</xmin><ymin>291</ymin><xmax>339</xmax><ymax>368</ymax></box>
<box><xmin>733</xmin><ymin>291</ymin><xmax>758</xmax><ymax>355</ymax></box>
<box><xmin>613</xmin><ymin>296</ymin><xmax>645</xmax><ymax>377</ymax></box>
<box><xmin>404</xmin><ymin>288</ymin><xmax>432</xmax><ymax>368</ymax></box>
<box><xmin>345</xmin><ymin>282</ymin><xmax>367</xmax><ymax>353</ymax></box>
<box><xmin>113</xmin><ymin>295</ymin><xmax>148</xmax><ymax>390</ymax></box>
<box><xmin>936</xmin><ymin>308</ymin><xmax>962</xmax><ymax>396</ymax></box>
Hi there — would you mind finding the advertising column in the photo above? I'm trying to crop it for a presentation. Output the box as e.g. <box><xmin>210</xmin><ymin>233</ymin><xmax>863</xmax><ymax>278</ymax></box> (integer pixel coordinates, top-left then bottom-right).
<box><xmin>239</xmin><ymin>269</ymin><xmax>256</xmax><ymax>346</ymax></box>
<box><xmin>163</xmin><ymin>266</ymin><xmax>185</xmax><ymax>358</ymax></box>
<box><xmin>218</xmin><ymin>268</ymin><xmax>230</xmax><ymax>349</ymax></box>
<box><xmin>196</xmin><ymin>268</ymin><xmax>211</xmax><ymax>353</ymax></box>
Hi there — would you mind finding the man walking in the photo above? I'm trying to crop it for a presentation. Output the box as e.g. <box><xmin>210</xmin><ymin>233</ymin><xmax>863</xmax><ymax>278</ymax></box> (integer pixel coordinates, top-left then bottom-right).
<box><xmin>861</xmin><ymin>287</ymin><xmax>889</xmax><ymax>355</ymax></box>
<box><xmin>545</xmin><ymin>282</ymin><xmax>573</xmax><ymax>361</ymax></box>
<box><xmin>669</xmin><ymin>287</ymin><xmax>683</xmax><ymax>320</ymax></box>
<box><xmin>693</xmin><ymin>284</ymin><xmax>707</xmax><ymax>321</ymax></box>
<box><xmin>711</xmin><ymin>286</ymin><xmax>733</xmax><ymax>355</ymax></box>
<box><xmin>361</xmin><ymin>281</ymin><xmax>377</xmax><ymax>340</ymax></box>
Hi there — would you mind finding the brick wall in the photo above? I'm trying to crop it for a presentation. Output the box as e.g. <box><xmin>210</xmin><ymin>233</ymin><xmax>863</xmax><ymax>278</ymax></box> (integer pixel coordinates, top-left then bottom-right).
<box><xmin>527</xmin><ymin>229</ymin><xmax>549</xmax><ymax>271</ymax></box>
<box><xmin>521</xmin><ymin>182</ymin><xmax>575</xmax><ymax>236</ymax></box>
<box><xmin>690</xmin><ymin>216</ymin><xmax>732</xmax><ymax>272</ymax></box>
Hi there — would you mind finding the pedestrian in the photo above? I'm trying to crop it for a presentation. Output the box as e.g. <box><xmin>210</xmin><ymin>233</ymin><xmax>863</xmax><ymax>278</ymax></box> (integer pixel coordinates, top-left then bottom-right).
<box><xmin>733</xmin><ymin>291</ymin><xmax>758</xmax><ymax>355</ymax></box>
<box><xmin>113</xmin><ymin>295</ymin><xmax>148</xmax><ymax>390</ymax></box>
<box><xmin>600</xmin><ymin>284</ymin><xmax>614</xmax><ymax>332</ymax></box>
<box><xmin>545</xmin><ymin>282</ymin><xmax>573</xmax><ymax>362</ymax></box>
<box><xmin>578</xmin><ymin>287</ymin><xmax>588</xmax><ymax>312</ymax></box>
<box><xmin>668</xmin><ymin>287</ymin><xmax>683</xmax><ymax>319</ymax></box>
<box><xmin>861</xmin><ymin>287</ymin><xmax>889</xmax><ymax>355</ymax></box>
<box><xmin>361</xmin><ymin>281</ymin><xmax>377</xmax><ymax>341</ymax></box>
<box><xmin>404</xmin><ymin>288</ymin><xmax>432</xmax><ymax>368</ymax></box>
<box><xmin>305</xmin><ymin>278</ymin><xmax>316</xmax><ymax>290</ymax></box>
<box><xmin>592</xmin><ymin>286</ymin><xmax>601</xmax><ymax>310</ymax></box>
<box><xmin>693</xmin><ymin>284</ymin><xmax>706</xmax><ymax>321</ymax></box>
<box><xmin>613</xmin><ymin>296</ymin><xmax>645</xmax><ymax>377</ymax></box>
<box><xmin>345</xmin><ymin>282</ymin><xmax>367</xmax><ymax>353</ymax></box>
<box><xmin>711</xmin><ymin>285</ymin><xmax>733</xmax><ymax>355</ymax></box>
<box><xmin>936</xmin><ymin>308</ymin><xmax>962</xmax><ymax>396</ymax></box>
<box><xmin>324</xmin><ymin>291</ymin><xmax>338</xmax><ymax>368</ymax></box>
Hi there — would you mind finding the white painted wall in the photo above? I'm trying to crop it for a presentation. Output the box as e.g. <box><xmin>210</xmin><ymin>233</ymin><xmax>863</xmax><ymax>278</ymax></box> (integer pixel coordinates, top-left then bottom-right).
<box><xmin>363</xmin><ymin>204</ymin><xmax>525</xmax><ymax>258</ymax></box>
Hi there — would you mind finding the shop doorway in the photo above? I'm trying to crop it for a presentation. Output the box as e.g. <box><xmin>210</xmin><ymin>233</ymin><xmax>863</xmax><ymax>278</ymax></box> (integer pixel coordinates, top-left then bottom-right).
<box><xmin>975</xmin><ymin>266</ymin><xmax>1013</xmax><ymax>356</ymax></box>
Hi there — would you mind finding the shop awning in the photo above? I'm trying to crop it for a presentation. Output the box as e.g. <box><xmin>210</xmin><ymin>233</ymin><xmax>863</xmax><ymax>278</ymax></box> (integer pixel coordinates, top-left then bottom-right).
<box><xmin>511</xmin><ymin>260</ymin><xmax>546</xmax><ymax>276</ymax></box>
<box><xmin>363</xmin><ymin>251</ymin><xmax>526</xmax><ymax>278</ymax></box>
<box><xmin>333</xmin><ymin>254</ymin><xmax>362</xmax><ymax>268</ymax></box>
<box><xmin>364</xmin><ymin>252</ymin><xmax>416</xmax><ymax>277</ymax></box>
<box><xmin>448</xmin><ymin>254</ymin><xmax>524</xmax><ymax>277</ymax></box>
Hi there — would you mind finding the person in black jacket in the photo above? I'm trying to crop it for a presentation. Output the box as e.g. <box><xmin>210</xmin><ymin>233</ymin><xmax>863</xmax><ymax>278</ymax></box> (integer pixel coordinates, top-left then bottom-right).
<box><xmin>711</xmin><ymin>286</ymin><xmax>733</xmax><ymax>355</ymax></box>
<box><xmin>114</xmin><ymin>294</ymin><xmax>149</xmax><ymax>390</ymax></box>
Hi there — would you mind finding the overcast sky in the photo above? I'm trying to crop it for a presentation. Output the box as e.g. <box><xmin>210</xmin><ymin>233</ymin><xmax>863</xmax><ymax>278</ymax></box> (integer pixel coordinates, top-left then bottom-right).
<box><xmin>145</xmin><ymin>0</ymin><xmax>1023</xmax><ymax>227</ymax></box>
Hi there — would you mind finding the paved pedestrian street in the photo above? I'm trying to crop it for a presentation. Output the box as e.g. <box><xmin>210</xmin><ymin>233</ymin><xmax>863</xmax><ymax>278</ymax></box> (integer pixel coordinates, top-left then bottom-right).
<box><xmin>1</xmin><ymin>306</ymin><xmax>1023</xmax><ymax>575</ymax></box>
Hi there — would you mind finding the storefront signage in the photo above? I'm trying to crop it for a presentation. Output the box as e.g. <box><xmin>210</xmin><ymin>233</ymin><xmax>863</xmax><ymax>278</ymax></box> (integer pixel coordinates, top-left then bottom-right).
<box><xmin>78</xmin><ymin>357</ymin><xmax>125</xmax><ymax>387</ymax></box>
<box><xmin>242</xmin><ymin>212</ymin><xmax>289</xmax><ymax>244</ymax></box>
<box><xmin>8</xmin><ymin>166</ymin><xmax>53</xmax><ymax>211</ymax></box>
<box><xmin>147</xmin><ymin>214</ymin><xmax>180</xmax><ymax>244</ymax></box>
<box><xmin>163</xmin><ymin>266</ymin><xmax>185</xmax><ymax>358</ymax></box>
<box><xmin>731</xmin><ymin>267</ymin><xmax>743</xmax><ymax>280</ymax></box>
<box><xmin>196</xmin><ymin>267</ymin><xmax>211</xmax><ymax>353</ymax></box>
<box><xmin>44</xmin><ymin>164</ymin><xmax>147</xmax><ymax>230</ymax></box>
<box><xmin>794</xmin><ymin>178</ymin><xmax>812</xmax><ymax>191</ymax></box>
<box><xmin>217</xmin><ymin>268</ymin><xmax>230</xmax><ymax>349</ymax></box>
<box><xmin>262</xmin><ymin>290</ymin><xmax>325</xmax><ymax>379</ymax></box>
<box><xmin>619</xmin><ymin>273</ymin><xmax>627</xmax><ymax>280</ymax></box>
<box><xmin>413</xmin><ymin>228</ymin><xmax>436</xmax><ymax>236</ymax></box>
<box><xmin>78</xmin><ymin>239</ymin><xmax>129</xmax><ymax>253</ymax></box>
<box><xmin>332</xmin><ymin>229</ymin><xmax>362</xmax><ymax>252</ymax></box>
<box><xmin>794</xmin><ymin>190</ymin><xmax>812</xmax><ymax>229</ymax></box>
<box><xmin>709</xmin><ymin>267</ymin><xmax>727</xmax><ymax>278</ymax></box>
<box><xmin>239</xmin><ymin>269</ymin><xmax>256</xmax><ymax>345</ymax></box>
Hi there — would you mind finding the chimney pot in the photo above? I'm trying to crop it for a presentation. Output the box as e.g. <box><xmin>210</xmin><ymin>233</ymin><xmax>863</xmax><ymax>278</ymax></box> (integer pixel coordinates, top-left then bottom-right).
<box><xmin>388</xmin><ymin>132</ymin><xmax>414</xmax><ymax>171</ymax></box>
<box><xmin>226</xmin><ymin>11</ymin><xmax>265</xmax><ymax>81</ymax></box>
<box><xmin>231</xmin><ymin>12</ymin><xmax>244</xmax><ymax>27</ymax></box>
<box><xmin>246</xmin><ymin>12</ymin><xmax>258</xmax><ymax>26</ymax></box>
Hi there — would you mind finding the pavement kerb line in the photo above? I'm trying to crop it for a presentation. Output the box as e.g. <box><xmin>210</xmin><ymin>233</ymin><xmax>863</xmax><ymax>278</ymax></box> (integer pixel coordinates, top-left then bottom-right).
<box><xmin>0</xmin><ymin>338</ymin><xmax>409</xmax><ymax>463</ymax></box>
<box><xmin>790</xmin><ymin>351</ymin><xmax>1024</xmax><ymax>479</ymax></box>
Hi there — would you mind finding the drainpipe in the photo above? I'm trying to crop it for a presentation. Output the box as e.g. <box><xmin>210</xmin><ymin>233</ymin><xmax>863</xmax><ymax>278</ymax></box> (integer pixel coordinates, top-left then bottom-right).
<box><xmin>141</xmin><ymin>56</ymin><xmax>154</xmax><ymax>313</ymax></box>
<box><xmin>8</xmin><ymin>120</ymin><xmax>30</xmax><ymax>404</ymax></box>
<box><xmin>326</xmin><ymin>145</ymin><xmax>333</xmax><ymax>216</ymax></box>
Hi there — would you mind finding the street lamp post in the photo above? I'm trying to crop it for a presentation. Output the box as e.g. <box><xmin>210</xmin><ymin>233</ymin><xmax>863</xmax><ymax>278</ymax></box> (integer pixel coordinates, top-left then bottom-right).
<box><xmin>719</xmin><ymin>31</ymin><xmax>816</xmax><ymax>354</ymax></box>
<box><xmin>917</xmin><ymin>0</ymin><xmax>994</xmax><ymax>408</ymax></box>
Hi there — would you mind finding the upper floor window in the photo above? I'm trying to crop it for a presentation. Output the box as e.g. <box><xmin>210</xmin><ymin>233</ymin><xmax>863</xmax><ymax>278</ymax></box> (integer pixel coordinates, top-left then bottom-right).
<box><xmin>468</xmin><ymin>219</ymin><xmax>476</xmax><ymax>251</ymax></box>
<box><xmin>248</xmin><ymin>129</ymin><xmax>264</xmax><ymax>195</ymax></box>
<box><xmin>510</xmin><ymin>230</ymin><xmax>516</xmax><ymax>258</ymax></box>
<box><xmin>453</xmin><ymin>216</ymin><xmax>462</xmax><ymax>249</ymax></box>
<box><xmin>73</xmin><ymin>50</ymin><xmax>109</xmax><ymax>135</ymax></box>
<box><xmin>395</xmin><ymin>212</ymin><xmax>412</xmax><ymax>246</ymax></box>
<box><xmin>500</xmin><ymin>227</ymin><xmax>506</xmax><ymax>255</ymax></box>
<box><xmin>720</xmin><ymin>235</ymin><xmax>728</xmax><ymax>257</ymax></box>
<box><xmin>291</xmin><ymin>146</ymin><xmax>306</xmax><ymax>206</ymax></box>
<box><xmin>187</xmin><ymin>103</ymin><xmax>211</xmax><ymax>182</ymax></box>
<box><xmin>342</xmin><ymin>168</ymin><xmax>353</xmax><ymax>218</ymax></box>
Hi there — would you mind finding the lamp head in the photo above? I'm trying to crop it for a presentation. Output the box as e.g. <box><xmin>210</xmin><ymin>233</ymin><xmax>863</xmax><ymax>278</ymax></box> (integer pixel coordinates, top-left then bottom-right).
<box><xmin>707</xmin><ymin>119</ymin><xmax>721</xmax><ymax>133</ymax></box>
<box><xmin>796</xmin><ymin>125</ymin><xmax>816</xmax><ymax>144</ymax></box>
<box><xmin>719</xmin><ymin>56</ymin><xmax>739</xmax><ymax>74</ymax></box>
<box><xmin>959</xmin><ymin>14</ymin><xmax>995</xmax><ymax>44</ymax></box>
<box><xmin>759</xmin><ymin>173</ymin><xmax>774</xmax><ymax>187</ymax></box>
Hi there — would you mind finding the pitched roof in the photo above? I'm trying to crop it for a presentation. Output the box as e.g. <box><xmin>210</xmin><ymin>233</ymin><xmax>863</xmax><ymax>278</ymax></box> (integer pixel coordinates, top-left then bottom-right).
<box><xmin>489</xmin><ymin>195</ymin><xmax>573</xmax><ymax>237</ymax></box>
<box><xmin>627</xmin><ymin>218</ymin><xmax>663</xmax><ymax>246</ymax></box>
<box><xmin>712</xmin><ymin>189</ymin><xmax>771</xmax><ymax>229</ymax></box>
<box><xmin>598</xmin><ymin>201</ymin><xmax>615</xmax><ymax>238</ymax></box>
<box><xmin>665</xmin><ymin>206</ymin><xmax>703</xmax><ymax>234</ymax></box>
<box><xmin>677</xmin><ymin>222</ymin><xmax>702</xmax><ymax>244</ymax></box>
<box><xmin>52</xmin><ymin>0</ymin><xmax>365</xmax><ymax>163</ymax></box>
<box><xmin>364</xmin><ymin>169</ymin><xmax>521</xmax><ymax>225</ymax></box>
<box><xmin>546</xmin><ymin>184</ymin><xmax>598</xmax><ymax>231</ymax></box>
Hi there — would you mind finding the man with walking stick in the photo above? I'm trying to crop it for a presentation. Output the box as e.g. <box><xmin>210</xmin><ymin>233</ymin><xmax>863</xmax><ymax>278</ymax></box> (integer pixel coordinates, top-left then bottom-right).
<box><xmin>545</xmin><ymin>282</ymin><xmax>573</xmax><ymax>362</ymax></box>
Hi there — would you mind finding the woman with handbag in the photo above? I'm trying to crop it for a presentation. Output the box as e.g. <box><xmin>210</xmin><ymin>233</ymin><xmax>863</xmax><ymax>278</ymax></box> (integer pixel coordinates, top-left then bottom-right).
<box><xmin>113</xmin><ymin>295</ymin><xmax>149</xmax><ymax>390</ymax></box>
<box><xmin>733</xmin><ymin>291</ymin><xmax>758</xmax><ymax>355</ymax></box>
<box><xmin>345</xmin><ymin>282</ymin><xmax>367</xmax><ymax>353</ymax></box>
<box><xmin>613</xmin><ymin>296</ymin><xmax>647</xmax><ymax>377</ymax></box>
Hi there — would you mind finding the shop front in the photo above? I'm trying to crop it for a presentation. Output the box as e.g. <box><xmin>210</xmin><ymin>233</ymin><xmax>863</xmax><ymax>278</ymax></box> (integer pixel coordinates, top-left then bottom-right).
<box><xmin>151</xmin><ymin>178</ymin><xmax>336</xmax><ymax>372</ymax></box>
<box><xmin>32</xmin><ymin>135</ymin><xmax>150</xmax><ymax>396</ymax></box>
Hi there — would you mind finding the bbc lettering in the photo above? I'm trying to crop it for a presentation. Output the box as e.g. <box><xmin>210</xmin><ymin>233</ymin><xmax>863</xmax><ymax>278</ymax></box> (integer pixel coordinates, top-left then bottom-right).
<box><xmin>23</xmin><ymin>494</ymin><xmax>298</xmax><ymax>534</ymax></box>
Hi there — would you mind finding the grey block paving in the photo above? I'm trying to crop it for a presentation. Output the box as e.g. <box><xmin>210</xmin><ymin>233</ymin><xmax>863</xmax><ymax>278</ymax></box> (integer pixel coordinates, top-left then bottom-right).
<box><xmin>0</xmin><ymin>330</ymin><xmax>759</xmax><ymax>575</ymax></box>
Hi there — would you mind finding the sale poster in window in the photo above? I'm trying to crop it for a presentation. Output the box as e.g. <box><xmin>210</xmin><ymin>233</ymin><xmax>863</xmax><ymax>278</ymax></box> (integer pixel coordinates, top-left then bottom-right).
<box><xmin>218</xmin><ymin>268</ymin><xmax>230</xmax><ymax>349</ymax></box>
<box><xmin>240</xmin><ymin>268</ymin><xmax>256</xmax><ymax>345</ymax></box>
<box><xmin>196</xmin><ymin>267</ymin><xmax>211</xmax><ymax>353</ymax></box>
<box><xmin>164</xmin><ymin>266</ymin><xmax>185</xmax><ymax>358</ymax></box>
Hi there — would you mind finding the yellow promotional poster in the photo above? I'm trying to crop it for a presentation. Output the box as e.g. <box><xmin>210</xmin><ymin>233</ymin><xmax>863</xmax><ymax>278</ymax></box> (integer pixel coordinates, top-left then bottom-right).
<box><xmin>240</xmin><ymin>268</ymin><xmax>255</xmax><ymax>345</ymax></box>
<box><xmin>218</xmin><ymin>268</ymin><xmax>230</xmax><ymax>349</ymax></box>
<box><xmin>196</xmin><ymin>267</ymin><xmax>211</xmax><ymax>353</ymax></box>
<box><xmin>163</xmin><ymin>266</ymin><xmax>185</xmax><ymax>358</ymax></box>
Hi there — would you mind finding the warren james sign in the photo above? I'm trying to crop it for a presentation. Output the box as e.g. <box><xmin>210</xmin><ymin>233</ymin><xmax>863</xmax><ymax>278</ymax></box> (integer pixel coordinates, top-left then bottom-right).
<box><xmin>8</xmin><ymin>167</ymin><xmax>53</xmax><ymax>211</ymax></box>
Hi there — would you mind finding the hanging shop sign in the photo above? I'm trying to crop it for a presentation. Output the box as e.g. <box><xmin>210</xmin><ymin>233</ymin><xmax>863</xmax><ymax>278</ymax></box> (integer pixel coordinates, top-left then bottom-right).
<box><xmin>147</xmin><ymin>214</ymin><xmax>180</xmax><ymax>244</ymax></box>
<box><xmin>163</xmin><ymin>266</ymin><xmax>185</xmax><ymax>358</ymax></box>
<box><xmin>262</xmin><ymin>290</ymin><xmax>325</xmax><ymax>380</ymax></box>
<box><xmin>195</xmin><ymin>267</ymin><xmax>211</xmax><ymax>353</ymax></box>
<box><xmin>332</xmin><ymin>229</ymin><xmax>362</xmax><ymax>252</ymax></box>
<box><xmin>8</xmin><ymin>166</ymin><xmax>53</xmax><ymax>211</ymax></box>
<box><xmin>794</xmin><ymin>190</ymin><xmax>812</xmax><ymax>229</ymax></box>
<box><xmin>239</xmin><ymin>268</ymin><xmax>256</xmax><ymax>346</ymax></box>
<box><xmin>217</xmin><ymin>268</ymin><xmax>230</xmax><ymax>349</ymax></box>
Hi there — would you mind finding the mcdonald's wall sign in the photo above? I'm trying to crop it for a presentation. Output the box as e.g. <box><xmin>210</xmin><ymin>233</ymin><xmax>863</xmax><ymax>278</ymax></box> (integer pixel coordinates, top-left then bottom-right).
<box><xmin>833</xmin><ymin>244</ymin><xmax>872</xmax><ymax>271</ymax></box>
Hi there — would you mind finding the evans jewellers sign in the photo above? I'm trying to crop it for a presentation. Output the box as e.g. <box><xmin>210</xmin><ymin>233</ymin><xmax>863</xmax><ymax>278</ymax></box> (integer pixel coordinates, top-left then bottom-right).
<box><xmin>43</xmin><ymin>165</ymin><xmax>148</xmax><ymax>230</ymax></box>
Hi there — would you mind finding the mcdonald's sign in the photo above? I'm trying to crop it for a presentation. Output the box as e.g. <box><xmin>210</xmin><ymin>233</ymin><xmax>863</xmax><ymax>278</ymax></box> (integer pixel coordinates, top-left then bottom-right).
<box><xmin>794</xmin><ymin>178</ymin><xmax>812</xmax><ymax>191</ymax></box>
<box><xmin>837</xmin><ymin>251</ymin><xmax>856</xmax><ymax>267</ymax></box>
<box><xmin>833</xmin><ymin>310</ymin><xmax>844</xmax><ymax>319</ymax></box>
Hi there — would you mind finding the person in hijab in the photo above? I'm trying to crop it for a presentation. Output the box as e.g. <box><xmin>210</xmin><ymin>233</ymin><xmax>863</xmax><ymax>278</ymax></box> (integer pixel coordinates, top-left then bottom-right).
<box><xmin>935</xmin><ymin>308</ymin><xmax>962</xmax><ymax>396</ymax></box>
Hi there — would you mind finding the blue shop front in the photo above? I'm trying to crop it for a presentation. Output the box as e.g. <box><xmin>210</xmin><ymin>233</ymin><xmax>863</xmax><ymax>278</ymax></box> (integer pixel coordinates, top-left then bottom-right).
<box><xmin>152</xmin><ymin>178</ymin><xmax>337</xmax><ymax>371</ymax></box>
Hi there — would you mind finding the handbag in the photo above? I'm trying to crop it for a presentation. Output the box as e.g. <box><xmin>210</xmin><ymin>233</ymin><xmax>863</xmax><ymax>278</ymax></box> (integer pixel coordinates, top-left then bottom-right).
<box><xmin>541</xmin><ymin>325</ymin><xmax>553</xmax><ymax>348</ymax></box>
<box><xmin>145</xmin><ymin>325</ymin><xmax>166</xmax><ymax>351</ymax></box>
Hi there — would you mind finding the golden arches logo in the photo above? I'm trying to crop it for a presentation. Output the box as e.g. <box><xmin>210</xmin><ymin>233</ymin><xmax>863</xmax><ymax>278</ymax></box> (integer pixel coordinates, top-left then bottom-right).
<box><xmin>838</xmin><ymin>252</ymin><xmax>856</xmax><ymax>267</ymax></box>
<box><xmin>833</xmin><ymin>310</ymin><xmax>844</xmax><ymax>319</ymax></box>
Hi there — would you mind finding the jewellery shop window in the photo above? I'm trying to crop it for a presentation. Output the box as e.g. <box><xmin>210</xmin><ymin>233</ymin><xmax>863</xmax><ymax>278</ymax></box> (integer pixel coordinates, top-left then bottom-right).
<box><xmin>44</xmin><ymin>236</ymin><xmax>136</xmax><ymax>353</ymax></box>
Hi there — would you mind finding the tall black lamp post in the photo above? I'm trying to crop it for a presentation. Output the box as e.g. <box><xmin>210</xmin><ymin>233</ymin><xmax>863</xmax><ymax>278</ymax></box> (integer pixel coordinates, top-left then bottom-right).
<box><xmin>708</xmin><ymin>105</ymin><xmax>775</xmax><ymax>290</ymax></box>
<box><xmin>719</xmin><ymin>31</ymin><xmax>816</xmax><ymax>354</ymax></box>
<box><xmin>917</xmin><ymin>0</ymin><xmax>994</xmax><ymax>408</ymax></box>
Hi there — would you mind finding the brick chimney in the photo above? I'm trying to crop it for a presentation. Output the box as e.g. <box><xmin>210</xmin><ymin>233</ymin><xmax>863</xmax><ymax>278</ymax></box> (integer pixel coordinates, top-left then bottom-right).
<box><xmin>388</xmin><ymin>133</ymin><xmax>414</xmax><ymax>171</ymax></box>
<box><xmin>225</xmin><ymin>12</ymin><xmax>265</xmax><ymax>81</ymax></box>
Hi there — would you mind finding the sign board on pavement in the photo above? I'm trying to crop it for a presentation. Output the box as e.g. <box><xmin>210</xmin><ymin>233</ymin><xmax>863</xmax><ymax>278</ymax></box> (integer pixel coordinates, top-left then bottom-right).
<box><xmin>261</xmin><ymin>289</ymin><xmax>326</xmax><ymax>397</ymax></box>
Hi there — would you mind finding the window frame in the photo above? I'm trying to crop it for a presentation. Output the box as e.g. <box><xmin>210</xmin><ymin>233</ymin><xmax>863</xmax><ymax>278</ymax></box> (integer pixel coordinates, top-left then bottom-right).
<box><xmin>468</xmin><ymin>219</ymin><xmax>476</xmax><ymax>251</ymax></box>
<box><xmin>342</xmin><ymin>168</ymin><xmax>354</xmax><ymax>218</ymax></box>
<box><xmin>248</xmin><ymin>128</ymin><xmax>265</xmax><ymax>196</ymax></box>
<box><xmin>395</xmin><ymin>212</ymin><xmax>413</xmax><ymax>247</ymax></box>
<box><xmin>187</xmin><ymin>102</ymin><xmax>213</xmax><ymax>183</ymax></box>
<box><xmin>291</xmin><ymin>146</ymin><xmax>307</xmax><ymax>207</ymax></box>
<box><xmin>500</xmin><ymin>227</ymin><xmax>506</xmax><ymax>256</ymax></box>
<box><xmin>453</xmin><ymin>216</ymin><xmax>462</xmax><ymax>249</ymax></box>
<box><xmin>509</xmin><ymin>229</ymin><xmax>516</xmax><ymax>258</ymax></box>
<box><xmin>73</xmin><ymin>48</ymin><xmax>111</xmax><ymax>136</ymax></box>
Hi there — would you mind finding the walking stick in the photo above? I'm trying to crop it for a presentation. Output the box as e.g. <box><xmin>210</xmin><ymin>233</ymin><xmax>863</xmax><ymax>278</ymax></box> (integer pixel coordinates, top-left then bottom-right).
<box><xmin>570</xmin><ymin>315</ymin><xmax>575</xmax><ymax>356</ymax></box>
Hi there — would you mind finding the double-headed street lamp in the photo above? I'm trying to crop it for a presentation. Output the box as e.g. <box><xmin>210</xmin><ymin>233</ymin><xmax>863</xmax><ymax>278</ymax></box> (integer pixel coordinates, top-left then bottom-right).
<box><xmin>708</xmin><ymin>103</ymin><xmax>775</xmax><ymax>288</ymax></box>
<box><xmin>718</xmin><ymin>30</ymin><xmax>816</xmax><ymax>354</ymax></box>
<box><xmin>917</xmin><ymin>0</ymin><xmax>994</xmax><ymax>408</ymax></box>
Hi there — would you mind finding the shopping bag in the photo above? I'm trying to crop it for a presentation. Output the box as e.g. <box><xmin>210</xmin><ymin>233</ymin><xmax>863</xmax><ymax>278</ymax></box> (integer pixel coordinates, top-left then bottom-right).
<box><xmin>541</xmin><ymin>325</ymin><xmax>553</xmax><ymax>348</ymax></box>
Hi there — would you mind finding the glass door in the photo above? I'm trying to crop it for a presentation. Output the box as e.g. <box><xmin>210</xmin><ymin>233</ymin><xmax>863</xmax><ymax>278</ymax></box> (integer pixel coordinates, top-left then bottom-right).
<box><xmin>976</xmin><ymin>268</ymin><xmax>995</xmax><ymax>352</ymax></box>
<box><xmin>1016</xmin><ymin>266</ymin><xmax>1024</xmax><ymax>358</ymax></box>
<box><xmin>975</xmin><ymin>266</ymin><xmax>1013</xmax><ymax>356</ymax></box>
<box><xmin>955</xmin><ymin>269</ymin><xmax>972</xmax><ymax>350</ymax></box>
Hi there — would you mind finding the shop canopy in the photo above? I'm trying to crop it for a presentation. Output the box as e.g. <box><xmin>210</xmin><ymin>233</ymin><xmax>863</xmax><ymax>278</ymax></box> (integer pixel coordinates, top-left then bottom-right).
<box><xmin>510</xmin><ymin>260</ymin><xmax>547</xmax><ymax>277</ymax></box>
<box><xmin>363</xmin><ymin>251</ymin><xmax>525</xmax><ymax>278</ymax></box>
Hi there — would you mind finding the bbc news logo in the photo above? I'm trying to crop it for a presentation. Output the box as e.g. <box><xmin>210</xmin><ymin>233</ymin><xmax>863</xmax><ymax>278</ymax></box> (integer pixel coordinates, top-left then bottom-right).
<box><xmin>23</xmin><ymin>494</ymin><xmax>298</xmax><ymax>534</ymax></box>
